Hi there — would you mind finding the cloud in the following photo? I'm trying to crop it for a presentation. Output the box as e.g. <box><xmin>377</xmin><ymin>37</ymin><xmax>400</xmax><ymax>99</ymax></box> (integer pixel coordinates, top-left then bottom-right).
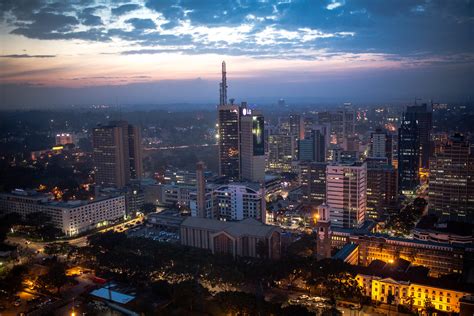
<box><xmin>0</xmin><ymin>54</ymin><xmax>56</xmax><ymax>58</ymax></box>
<box><xmin>126</xmin><ymin>18</ymin><xmax>156</xmax><ymax>30</ymax></box>
<box><xmin>0</xmin><ymin>0</ymin><xmax>472</xmax><ymax>64</ymax></box>
<box><xmin>326</xmin><ymin>1</ymin><xmax>344</xmax><ymax>10</ymax></box>
<box><xmin>111</xmin><ymin>3</ymin><xmax>141</xmax><ymax>16</ymax></box>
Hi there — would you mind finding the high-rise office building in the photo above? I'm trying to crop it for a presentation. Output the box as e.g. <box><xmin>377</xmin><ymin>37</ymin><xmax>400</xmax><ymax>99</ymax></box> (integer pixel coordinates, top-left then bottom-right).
<box><xmin>398</xmin><ymin>104</ymin><xmax>432</xmax><ymax>192</ymax></box>
<box><xmin>217</xmin><ymin>62</ymin><xmax>266</xmax><ymax>182</ymax></box>
<box><xmin>411</xmin><ymin>104</ymin><xmax>433</xmax><ymax>169</ymax></box>
<box><xmin>299</xmin><ymin>128</ymin><xmax>327</xmax><ymax>162</ymax></box>
<box><xmin>93</xmin><ymin>120</ymin><xmax>142</xmax><ymax>188</ymax></box>
<box><xmin>300</xmin><ymin>162</ymin><xmax>327</xmax><ymax>205</ymax></box>
<box><xmin>217</xmin><ymin>61</ymin><xmax>240</xmax><ymax>178</ymax></box>
<box><xmin>398</xmin><ymin>110</ymin><xmax>421</xmax><ymax>194</ymax></box>
<box><xmin>267</xmin><ymin>134</ymin><xmax>294</xmax><ymax>173</ymax></box>
<box><xmin>289</xmin><ymin>114</ymin><xmax>305</xmax><ymax>140</ymax></box>
<box><xmin>370</xmin><ymin>128</ymin><xmax>393</xmax><ymax>164</ymax></box>
<box><xmin>366</xmin><ymin>160</ymin><xmax>398</xmax><ymax>220</ymax></box>
<box><xmin>190</xmin><ymin>184</ymin><xmax>266</xmax><ymax>223</ymax></box>
<box><xmin>128</xmin><ymin>124</ymin><xmax>143</xmax><ymax>179</ymax></box>
<box><xmin>326</xmin><ymin>162</ymin><xmax>367</xmax><ymax>228</ymax></box>
<box><xmin>429</xmin><ymin>134</ymin><xmax>474</xmax><ymax>223</ymax></box>
<box><xmin>239</xmin><ymin>110</ymin><xmax>265</xmax><ymax>182</ymax></box>
<box><xmin>288</xmin><ymin>114</ymin><xmax>304</xmax><ymax>160</ymax></box>
<box><xmin>318</xmin><ymin>109</ymin><xmax>355</xmax><ymax>144</ymax></box>
<box><xmin>217</xmin><ymin>104</ymin><xmax>240</xmax><ymax>178</ymax></box>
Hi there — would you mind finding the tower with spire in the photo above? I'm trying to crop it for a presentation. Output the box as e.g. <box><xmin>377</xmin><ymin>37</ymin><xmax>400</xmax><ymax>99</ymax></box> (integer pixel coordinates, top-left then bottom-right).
<box><xmin>219</xmin><ymin>61</ymin><xmax>228</xmax><ymax>106</ymax></box>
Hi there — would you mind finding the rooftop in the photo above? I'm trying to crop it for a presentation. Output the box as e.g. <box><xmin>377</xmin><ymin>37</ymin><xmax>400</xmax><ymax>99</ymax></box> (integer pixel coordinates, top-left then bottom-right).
<box><xmin>181</xmin><ymin>217</ymin><xmax>279</xmax><ymax>238</ymax></box>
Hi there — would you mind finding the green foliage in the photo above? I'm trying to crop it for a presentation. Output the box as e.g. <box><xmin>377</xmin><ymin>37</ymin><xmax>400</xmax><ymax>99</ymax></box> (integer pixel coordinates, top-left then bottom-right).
<box><xmin>0</xmin><ymin>213</ymin><xmax>22</xmax><ymax>242</ymax></box>
<box><xmin>286</xmin><ymin>232</ymin><xmax>317</xmax><ymax>258</ymax></box>
<box><xmin>38</xmin><ymin>261</ymin><xmax>69</xmax><ymax>294</ymax></box>
<box><xmin>0</xmin><ymin>264</ymin><xmax>28</xmax><ymax>295</ymax></box>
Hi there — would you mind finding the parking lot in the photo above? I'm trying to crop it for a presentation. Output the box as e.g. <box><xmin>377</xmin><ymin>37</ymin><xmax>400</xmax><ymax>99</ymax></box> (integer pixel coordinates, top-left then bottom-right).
<box><xmin>126</xmin><ymin>226</ymin><xmax>179</xmax><ymax>243</ymax></box>
<box><xmin>287</xmin><ymin>294</ymin><xmax>330</xmax><ymax>311</ymax></box>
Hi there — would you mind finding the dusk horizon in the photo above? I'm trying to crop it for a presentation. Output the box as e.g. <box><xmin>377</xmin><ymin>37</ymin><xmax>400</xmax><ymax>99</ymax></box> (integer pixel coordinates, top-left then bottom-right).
<box><xmin>1</xmin><ymin>0</ymin><xmax>473</xmax><ymax>108</ymax></box>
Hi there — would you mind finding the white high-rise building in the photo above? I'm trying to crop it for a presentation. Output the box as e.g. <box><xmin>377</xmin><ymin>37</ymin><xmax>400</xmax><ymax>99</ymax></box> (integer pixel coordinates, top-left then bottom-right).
<box><xmin>326</xmin><ymin>162</ymin><xmax>367</xmax><ymax>228</ymax></box>
<box><xmin>190</xmin><ymin>183</ymin><xmax>266</xmax><ymax>223</ymax></box>
<box><xmin>370</xmin><ymin>127</ymin><xmax>392</xmax><ymax>163</ymax></box>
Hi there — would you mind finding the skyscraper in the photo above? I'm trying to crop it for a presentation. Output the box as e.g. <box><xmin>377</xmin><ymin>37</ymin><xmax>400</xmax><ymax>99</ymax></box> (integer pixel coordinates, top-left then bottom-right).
<box><xmin>267</xmin><ymin>134</ymin><xmax>294</xmax><ymax>173</ymax></box>
<box><xmin>370</xmin><ymin>127</ymin><xmax>393</xmax><ymax>163</ymax></box>
<box><xmin>298</xmin><ymin>128</ymin><xmax>327</xmax><ymax>162</ymax></box>
<box><xmin>289</xmin><ymin>114</ymin><xmax>305</xmax><ymax>140</ymax></box>
<box><xmin>216</xmin><ymin>62</ymin><xmax>266</xmax><ymax>182</ymax></box>
<box><xmin>93</xmin><ymin>120</ymin><xmax>142</xmax><ymax>188</ymax></box>
<box><xmin>326</xmin><ymin>162</ymin><xmax>367</xmax><ymax>228</ymax></box>
<box><xmin>412</xmin><ymin>104</ymin><xmax>433</xmax><ymax>170</ymax></box>
<box><xmin>217</xmin><ymin>61</ymin><xmax>240</xmax><ymax>178</ymax></box>
<box><xmin>398</xmin><ymin>109</ymin><xmax>421</xmax><ymax>194</ymax></box>
<box><xmin>366</xmin><ymin>160</ymin><xmax>398</xmax><ymax>220</ymax></box>
<box><xmin>128</xmin><ymin>124</ymin><xmax>143</xmax><ymax>179</ymax></box>
<box><xmin>428</xmin><ymin>133</ymin><xmax>474</xmax><ymax>223</ymax></box>
<box><xmin>318</xmin><ymin>109</ymin><xmax>355</xmax><ymax>144</ymax></box>
<box><xmin>218</xmin><ymin>104</ymin><xmax>240</xmax><ymax>178</ymax></box>
<box><xmin>300</xmin><ymin>162</ymin><xmax>327</xmax><ymax>206</ymax></box>
<box><xmin>219</xmin><ymin>61</ymin><xmax>227</xmax><ymax>107</ymax></box>
<box><xmin>240</xmin><ymin>109</ymin><xmax>265</xmax><ymax>182</ymax></box>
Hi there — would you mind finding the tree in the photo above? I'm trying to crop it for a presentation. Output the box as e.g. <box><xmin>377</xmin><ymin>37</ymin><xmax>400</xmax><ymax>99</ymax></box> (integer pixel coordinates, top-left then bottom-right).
<box><xmin>0</xmin><ymin>212</ymin><xmax>22</xmax><ymax>242</ymax></box>
<box><xmin>280</xmin><ymin>305</ymin><xmax>316</xmax><ymax>316</ymax></box>
<box><xmin>424</xmin><ymin>298</ymin><xmax>436</xmax><ymax>316</ymax></box>
<box><xmin>38</xmin><ymin>262</ymin><xmax>69</xmax><ymax>294</ymax></box>
<box><xmin>404</xmin><ymin>294</ymin><xmax>415</xmax><ymax>312</ymax></box>
<box><xmin>0</xmin><ymin>264</ymin><xmax>28</xmax><ymax>295</ymax></box>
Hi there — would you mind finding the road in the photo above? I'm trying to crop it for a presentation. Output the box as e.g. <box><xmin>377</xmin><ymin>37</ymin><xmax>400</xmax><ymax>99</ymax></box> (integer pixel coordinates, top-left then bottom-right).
<box><xmin>144</xmin><ymin>143</ymin><xmax>217</xmax><ymax>151</ymax></box>
<box><xmin>6</xmin><ymin>216</ymin><xmax>144</xmax><ymax>251</ymax></box>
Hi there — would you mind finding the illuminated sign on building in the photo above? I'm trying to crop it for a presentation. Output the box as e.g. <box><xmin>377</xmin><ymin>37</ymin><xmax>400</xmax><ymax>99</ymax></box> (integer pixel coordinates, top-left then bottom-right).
<box><xmin>252</xmin><ymin>116</ymin><xmax>265</xmax><ymax>156</ymax></box>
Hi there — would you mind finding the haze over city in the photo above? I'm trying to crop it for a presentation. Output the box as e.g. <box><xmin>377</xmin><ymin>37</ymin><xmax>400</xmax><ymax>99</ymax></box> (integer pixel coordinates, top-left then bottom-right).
<box><xmin>1</xmin><ymin>0</ymin><xmax>473</xmax><ymax>107</ymax></box>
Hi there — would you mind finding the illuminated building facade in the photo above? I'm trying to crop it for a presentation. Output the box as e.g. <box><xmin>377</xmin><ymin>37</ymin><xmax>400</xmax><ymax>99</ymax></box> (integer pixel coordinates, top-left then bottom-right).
<box><xmin>326</xmin><ymin>162</ymin><xmax>367</xmax><ymax>228</ymax></box>
<box><xmin>55</xmin><ymin>133</ymin><xmax>74</xmax><ymax>145</ymax></box>
<box><xmin>0</xmin><ymin>190</ymin><xmax>125</xmax><ymax>236</ymax></box>
<box><xmin>366</xmin><ymin>162</ymin><xmax>398</xmax><ymax>220</ymax></box>
<box><xmin>318</xmin><ymin>109</ymin><xmax>355</xmax><ymax>144</ymax></box>
<box><xmin>429</xmin><ymin>133</ymin><xmax>474</xmax><ymax>223</ymax></box>
<box><xmin>350</xmin><ymin>235</ymin><xmax>466</xmax><ymax>277</ymax></box>
<box><xmin>356</xmin><ymin>274</ymin><xmax>471</xmax><ymax>313</ymax></box>
<box><xmin>217</xmin><ymin>104</ymin><xmax>241</xmax><ymax>179</ymax></box>
<box><xmin>398</xmin><ymin>111</ymin><xmax>421</xmax><ymax>194</ymax></box>
<box><xmin>93</xmin><ymin>120</ymin><xmax>142</xmax><ymax>188</ymax></box>
<box><xmin>240</xmin><ymin>110</ymin><xmax>265</xmax><ymax>182</ymax></box>
<box><xmin>370</xmin><ymin>127</ymin><xmax>393</xmax><ymax>164</ymax></box>
<box><xmin>190</xmin><ymin>183</ymin><xmax>266</xmax><ymax>223</ymax></box>
<box><xmin>267</xmin><ymin>134</ymin><xmax>294</xmax><ymax>173</ymax></box>
<box><xmin>299</xmin><ymin>162</ymin><xmax>327</xmax><ymax>205</ymax></box>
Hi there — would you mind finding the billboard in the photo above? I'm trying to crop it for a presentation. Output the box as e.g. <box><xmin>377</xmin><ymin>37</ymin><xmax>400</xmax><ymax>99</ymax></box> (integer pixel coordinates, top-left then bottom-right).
<box><xmin>252</xmin><ymin>116</ymin><xmax>265</xmax><ymax>156</ymax></box>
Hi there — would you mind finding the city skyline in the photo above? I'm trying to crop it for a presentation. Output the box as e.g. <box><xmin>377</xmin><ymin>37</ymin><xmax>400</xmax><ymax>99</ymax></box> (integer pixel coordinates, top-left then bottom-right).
<box><xmin>1</xmin><ymin>0</ymin><xmax>473</xmax><ymax>108</ymax></box>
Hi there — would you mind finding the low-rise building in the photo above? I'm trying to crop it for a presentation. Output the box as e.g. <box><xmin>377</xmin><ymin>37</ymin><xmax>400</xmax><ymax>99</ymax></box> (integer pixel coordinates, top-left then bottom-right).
<box><xmin>0</xmin><ymin>189</ymin><xmax>125</xmax><ymax>236</ymax></box>
<box><xmin>356</xmin><ymin>270</ymin><xmax>473</xmax><ymax>313</ymax></box>
<box><xmin>180</xmin><ymin>217</ymin><xmax>281</xmax><ymax>259</ymax></box>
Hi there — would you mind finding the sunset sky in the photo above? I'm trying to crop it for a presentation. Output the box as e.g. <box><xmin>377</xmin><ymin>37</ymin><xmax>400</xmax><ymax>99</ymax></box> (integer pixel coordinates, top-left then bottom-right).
<box><xmin>1</xmin><ymin>0</ymin><xmax>473</xmax><ymax>107</ymax></box>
